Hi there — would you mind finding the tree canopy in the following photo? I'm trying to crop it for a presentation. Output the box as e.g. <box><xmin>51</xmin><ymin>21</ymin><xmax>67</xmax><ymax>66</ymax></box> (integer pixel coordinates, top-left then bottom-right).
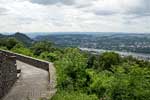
<box><xmin>1</xmin><ymin>38</ymin><xmax>150</xmax><ymax>100</ymax></box>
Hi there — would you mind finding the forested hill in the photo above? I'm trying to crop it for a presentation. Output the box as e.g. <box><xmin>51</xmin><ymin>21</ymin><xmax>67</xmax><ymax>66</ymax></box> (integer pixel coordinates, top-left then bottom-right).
<box><xmin>35</xmin><ymin>33</ymin><xmax>150</xmax><ymax>53</ymax></box>
<box><xmin>0</xmin><ymin>32</ymin><xmax>33</xmax><ymax>46</ymax></box>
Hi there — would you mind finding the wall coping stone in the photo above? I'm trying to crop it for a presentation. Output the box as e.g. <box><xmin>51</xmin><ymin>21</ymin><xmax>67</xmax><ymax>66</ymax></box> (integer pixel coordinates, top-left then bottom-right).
<box><xmin>0</xmin><ymin>49</ymin><xmax>50</xmax><ymax>64</ymax></box>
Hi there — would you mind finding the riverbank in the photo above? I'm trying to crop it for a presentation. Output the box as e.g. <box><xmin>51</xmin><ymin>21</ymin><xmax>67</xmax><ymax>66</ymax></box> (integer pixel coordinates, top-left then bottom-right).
<box><xmin>80</xmin><ymin>48</ymin><xmax>150</xmax><ymax>61</ymax></box>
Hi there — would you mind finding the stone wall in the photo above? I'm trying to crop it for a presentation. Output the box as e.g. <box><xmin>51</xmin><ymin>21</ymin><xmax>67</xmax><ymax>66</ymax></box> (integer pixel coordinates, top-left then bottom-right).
<box><xmin>0</xmin><ymin>52</ymin><xmax>17</xmax><ymax>99</ymax></box>
<box><xmin>0</xmin><ymin>50</ymin><xmax>57</xmax><ymax>97</ymax></box>
<box><xmin>0</xmin><ymin>50</ymin><xmax>50</xmax><ymax>71</ymax></box>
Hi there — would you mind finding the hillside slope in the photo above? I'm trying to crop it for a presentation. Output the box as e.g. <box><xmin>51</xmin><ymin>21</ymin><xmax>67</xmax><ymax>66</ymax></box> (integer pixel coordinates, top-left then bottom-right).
<box><xmin>0</xmin><ymin>32</ymin><xmax>33</xmax><ymax>46</ymax></box>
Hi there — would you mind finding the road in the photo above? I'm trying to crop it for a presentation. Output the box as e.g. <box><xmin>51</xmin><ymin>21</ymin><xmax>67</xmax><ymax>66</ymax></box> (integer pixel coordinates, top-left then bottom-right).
<box><xmin>3</xmin><ymin>60</ymin><xmax>51</xmax><ymax>100</ymax></box>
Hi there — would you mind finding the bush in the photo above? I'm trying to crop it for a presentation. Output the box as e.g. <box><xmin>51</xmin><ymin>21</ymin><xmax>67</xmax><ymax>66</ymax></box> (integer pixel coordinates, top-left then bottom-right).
<box><xmin>55</xmin><ymin>48</ymin><xmax>88</xmax><ymax>90</ymax></box>
<box><xmin>6</xmin><ymin>38</ymin><xmax>20</xmax><ymax>50</ymax></box>
<box><xmin>51</xmin><ymin>91</ymin><xmax>98</xmax><ymax>100</ymax></box>
<box><xmin>11</xmin><ymin>44</ymin><xmax>34</xmax><ymax>56</ymax></box>
<box><xmin>39</xmin><ymin>52</ymin><xmax>59</xmax><ymax>62</ymax></box>
<box><xmin>86</xmin><ymin>63</ymin><xmax>150</xmax><ymax>100</ymax></box>
<box><xmin>32</xmin><ymin>41</ymin><xmax>52</xmax><ymax>56</ymax></box>
<box><xmin>110</xmin><ymin>64</ymin><xmax>150</xmax><ymax>100</ymax></box>
<box><xmin>87</xmin><ymin>52</ymin><xmax>121</xmax><ymax>71</ymax></box>
<box><xmin>98</xmin><ymin>52</ymin><xmax>121</xmax><ymax>71</ymax></box>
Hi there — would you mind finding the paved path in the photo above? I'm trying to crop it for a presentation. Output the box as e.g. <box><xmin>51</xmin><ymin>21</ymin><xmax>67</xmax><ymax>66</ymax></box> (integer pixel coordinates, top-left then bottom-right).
<box><xmin>3</xmin><ymin>60</ymin><xmax>51</xmax><ymax>100</ymax></box>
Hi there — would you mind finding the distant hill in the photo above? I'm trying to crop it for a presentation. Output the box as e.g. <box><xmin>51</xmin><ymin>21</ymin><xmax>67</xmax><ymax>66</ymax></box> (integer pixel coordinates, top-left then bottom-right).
<box><xmin>0</xmin><ymin>32</ymin><xmax>33</xmax><ymax>46</ymax></box>
<box><xmin>35</xmin><ymin>33</ymin><xmax>150</xmax><ymax>53</ymax></box>
<box><xmin>0</xmin><ymin>34</ymin><xmax>5</xmax><ymax>38</ymax></box>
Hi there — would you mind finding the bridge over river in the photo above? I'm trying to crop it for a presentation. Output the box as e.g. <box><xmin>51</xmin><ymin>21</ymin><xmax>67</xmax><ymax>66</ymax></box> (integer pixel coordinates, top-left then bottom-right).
<box><xmin>0</xmin><ymin>50</ymin><xmax>56</xmax><ymax>100</ymax></box>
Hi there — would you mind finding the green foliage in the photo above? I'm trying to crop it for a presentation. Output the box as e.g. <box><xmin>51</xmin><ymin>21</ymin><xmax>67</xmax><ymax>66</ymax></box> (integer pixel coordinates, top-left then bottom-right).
<box><xmin>51</xmin><ymin>91</ymin><xmax>98</xmax><ymax>100</ymax></box>
<box><xmin>0</xmin><ymin>32</ymin><xmax>33</xmax><ymax>47</ymax></box>
<box><xmin>13</xmin><ymin>32</ymin><xmax>33</xmax><ymax>47</ymax></box>
<box><xmin>89</xmin><ymin>52</ymin><xmax>121</xmax><ymax>71</ymax></box>
<box><xmin>0</xmin><ymin>38</ymin><xmax>6</xmax><ymax>47</ymax></box>
<box><xmin>6</xmin><ymin>38</ymin><xmax>20</xmax><ymax>50</ymax></box>
<box><xmin>123</xmin><ymin>55</ymin><xmax>150</xmax><ymax>68</ymax></box>
<box><xmin>32</xmin><ymin>41</ymin><xmax>52</xmax><ymax>56</ymax></box>
<box><xmin>1</xmin><ymin>37</ymin><xmax>150</xmax><ymax>100</ymax></box>
<box><xmin>86</xmin><ymin>69</ymin><xmax>113</xmax><ymax>99</ymax></box>
<box><xmin>39</xmin><ymin>51</ymin><xmax>59</xmax><ymax>62</ymax></box>
<box><xmin>55</xmin><ymin>48</ymin><xmax>88</xmax><ymax>90</ymax></box>
<box><xmin>11</xmin><ymin>44</ymin><xmax>33</xmax><ymax>56</ymax></box>
<box><xmin>86</xmin><ymin>63</ymin><xmax>150</xmax><ymax>100</ymax></box>
<box><xmin>109</xmin><ymin>64</ymin><xmax>150</xmax><ymax>100</ymax></box>
<box><xmin>87</xmin><ymin>55</ymin><xmax>97</xmax><ymax>68</ymax></box>
<box><xmin>98</xmin><ymin>52</ymin><xmax>121</xmax><ymax>71</ymax></box>
<box><xmin>86</xmin><ymin>52</ymin><xmax>121</xmax><ymax>72</ymax></box>
<box><xmin>0</xmin><ymin>46</ymin><xmax>8</xmax><ymax>50</ymax></box>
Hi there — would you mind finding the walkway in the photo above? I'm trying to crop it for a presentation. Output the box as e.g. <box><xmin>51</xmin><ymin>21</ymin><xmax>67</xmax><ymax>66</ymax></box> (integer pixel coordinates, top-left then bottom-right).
<box><xmin>3</xmin><ymin>60</ymin><xmax>51</xmax><ymax>100</ymax></box>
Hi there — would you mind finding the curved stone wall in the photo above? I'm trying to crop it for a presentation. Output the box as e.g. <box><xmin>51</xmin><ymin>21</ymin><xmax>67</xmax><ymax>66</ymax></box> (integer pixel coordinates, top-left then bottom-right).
<box><xmin>0</xmin><ymin>50</ymin><xmax>57</xmax><ymax>99</ymax></box>
<box><xmin>0</xmin><ymin>50</ymin><xmax>50</xmax><ymax>71</ymax></box>
<box><xmin>0</xmin><ymin>52</ymin><xmax>17</xmax><ymax>99</ymax></box>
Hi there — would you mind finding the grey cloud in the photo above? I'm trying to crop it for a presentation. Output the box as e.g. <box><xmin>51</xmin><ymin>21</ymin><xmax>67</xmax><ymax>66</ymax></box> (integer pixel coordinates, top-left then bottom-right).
<box><xmin>126</xmin><ymin>0</ymin><xmax>150</xmax><ymax>17</ymax></box>
<box><xmin>75</xmin><ymin>3</ymin><xmax>93</xmax><ymax>9</ymax></box>
<box><xmin>84</xmin><ymin>9</ymin><xmax>117</xmax><ymax>16</ymax></box>
<box><xmin>0</xmin><ymin>7</ymin><xmax>8</xmax><ymax>15</ymax></box>
<box><xmin>30</xmin><ymin>0</ymin><xmax>75</xmax><ymax>5</ymax></box>
<box><xmin>94</xmin><ymin>10</ymin><xmax>116</xmax><ymax>16</ymax></box>
<box><xmin>84</xmin><ymin>0</ymin><xmax>150</xmax><ymax>17</ymax></box>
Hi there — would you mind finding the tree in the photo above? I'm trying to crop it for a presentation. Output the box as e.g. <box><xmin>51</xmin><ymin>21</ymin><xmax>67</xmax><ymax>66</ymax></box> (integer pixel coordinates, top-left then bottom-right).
<box><xmin>87</xmin><ymin>55</ymin><xmax>97</xmax><ymax>68</ymax></box>
<box><xmin>11</xmin><ymin>43</ymin><xmax>33</xmax><ymax>56</ymax></box>
<box><xmin>6</xmin><ymin>38</ymin><xmax>20</xmax><ymax>50</ymax></box>
<box><xmin>96</xmin><ymin>52</ymin><xmax>121</xmax><ymax>71</ymax></box>
<box><xmin>39</xmin><ymin>52</ymin><xmax>59</xmax><ymax>62</ymax></box>
<box><xmin>32</xmin><ymin>41</ymin><xmax>52</xmax><ymax>56</ymax></box>
<box><xmin>55</xmin><ymin>48</ymin><xmax>88</xmax><ymax>90</ymax></box>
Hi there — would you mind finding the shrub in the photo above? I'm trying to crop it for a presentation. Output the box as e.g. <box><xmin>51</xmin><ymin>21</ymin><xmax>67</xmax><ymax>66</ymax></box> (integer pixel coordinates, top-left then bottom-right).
<box><xmin>11</xmin><ymin>44</ymin><xmax>33</xmax><ymax>56</ymax></box>
<box><xmin>32</xmin><ymin>41</ymin><xmax>52</xmax><ymax>56</ymax></box>
<box><xmin>51</xmin><ymin>91</ymin><xmax>98</xmax><ymax>100</ymax></box>
<box><xmin>98</xmin><ymin>52</ymin><xmax>121</xmax><ymax>71</ymax></box>
<box><xmin>6</xmin><ymin>38</ymin><xmax>20</xmax><ymax>50</ymax></box>
<box><xmin>39</xmin><ymin>52</ymin><xmax>59</xmax><ymax>62</ymax></box>
<box><xmin>55</xmin><ymin>48</ymin><xmax>88</xmax><ymax>90</ymax></box>
<box><xmin>86</xmin><ymin>63</ymin><xmax>150</xmax><ymax>100</ymax></box>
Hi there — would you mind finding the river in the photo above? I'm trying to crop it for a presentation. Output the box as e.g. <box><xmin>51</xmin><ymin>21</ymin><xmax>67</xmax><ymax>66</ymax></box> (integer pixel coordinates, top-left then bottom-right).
<box><xmin>80</xmin><ymin>48</ymin><xmax>150</xmax><ymax>61</ymax></box>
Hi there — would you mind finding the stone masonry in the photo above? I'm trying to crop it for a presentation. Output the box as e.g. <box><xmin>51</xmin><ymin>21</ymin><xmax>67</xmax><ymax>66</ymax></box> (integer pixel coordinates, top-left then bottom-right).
<box><xmin>0</xmin><ymin>50</ymin><xmax>57</xmax><ymax>100</ymax></box>
<box><xmin>0</xmin><ymin>52</ymin><xmax>17</xmax><ymax>99</ymax></box>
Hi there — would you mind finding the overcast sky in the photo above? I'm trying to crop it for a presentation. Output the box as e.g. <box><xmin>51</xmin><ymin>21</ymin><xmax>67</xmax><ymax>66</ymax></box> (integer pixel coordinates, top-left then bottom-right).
<box><xmin>0</xmin><ymin>0</ymin><xmax>149</xmax><ymax>33</ymax></box>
